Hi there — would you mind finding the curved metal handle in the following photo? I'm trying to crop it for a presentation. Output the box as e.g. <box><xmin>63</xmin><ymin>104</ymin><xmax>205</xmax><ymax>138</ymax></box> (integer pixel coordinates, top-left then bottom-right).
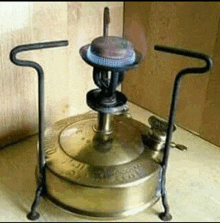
<box><xmin>154</xmin><ymin>45</ymin><xmax>213</xmax><ymax>219</ymax></box>
<box><xmin>154</xmin><ymin>45</ymin><xmax>213</xmax><ymax>76</ymax></box>
<box><xmin>10</xmin><ymin>40</ymin><xmax>68</xmax><ymax>181</ymax></box>
<box><xmin>10</xmin><ymin>40</ymin><xmax>68</xmax><ymax>73</ymax></box>
<box><xmin>154</xmin><ymin>45</ymin><xmax>213</xmax><ymax>167</ymax></box>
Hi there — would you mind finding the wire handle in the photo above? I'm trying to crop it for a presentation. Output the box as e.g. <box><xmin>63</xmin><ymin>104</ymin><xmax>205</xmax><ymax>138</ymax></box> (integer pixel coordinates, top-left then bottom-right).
<box><xmin>154</xmin><ymin>45</ymin><xmax>213</xmax><ymax>75</ymax></box>
<box><xmin>10</xmin><ymin>40</ymin><xmax>68</xmax><ymax>181</ymax></box>
<box><xmin>154</xmin><ymin>45</ymin><xmax>213</xmax><ymax>221</ymax></box>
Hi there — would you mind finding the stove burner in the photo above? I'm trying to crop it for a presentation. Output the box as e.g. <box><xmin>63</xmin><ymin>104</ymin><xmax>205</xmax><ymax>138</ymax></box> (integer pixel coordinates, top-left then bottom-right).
<box><xmin>86</xmin><ymin>43</ymin><xmax>136</xmax><ymax>67</ymax></box>
<box><xmin>80</xmin><ymin>7</ymin><xmax>142</xmax><ymax>72</ymax></box>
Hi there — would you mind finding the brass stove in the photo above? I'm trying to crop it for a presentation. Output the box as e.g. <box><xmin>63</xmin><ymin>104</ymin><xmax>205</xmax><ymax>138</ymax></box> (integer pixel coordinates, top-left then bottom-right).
<box><xmin>10</xmin><ymin>7</ymin><xmax>213</xmax><ymax>221</ymax></box>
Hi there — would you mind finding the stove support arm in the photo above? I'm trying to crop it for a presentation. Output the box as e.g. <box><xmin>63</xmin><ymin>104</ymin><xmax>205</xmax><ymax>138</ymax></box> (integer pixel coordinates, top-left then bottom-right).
<box><xmin>9</xmin><ymin>40</ymin><xmax>68</xmax><ymax>220</ymax></box>
<box><xmin>154</xmin><ymin>45</ymin><xmax>213</xmax><ymax>221</ymax></box>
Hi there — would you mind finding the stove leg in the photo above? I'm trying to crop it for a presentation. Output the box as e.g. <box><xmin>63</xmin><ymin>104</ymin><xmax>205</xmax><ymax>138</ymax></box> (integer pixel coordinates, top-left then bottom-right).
<box><xmin>9</xmin><ymin>40</ymin><xmax>69</xmax><ymax>221</ymax></box>
<box><xmin>27</xmin><ymin>184</ymin><xmax>44</xmax><ymax>220</ymax></box>
<box><xmin>159</xmin><ymin>177</ymin><xmax>172</xmax><ymax>221</ymax></box>
<box><xmin>153</xmin><ymin>45</ymin><xmax>213</xmax><ymax>221</ymax></box>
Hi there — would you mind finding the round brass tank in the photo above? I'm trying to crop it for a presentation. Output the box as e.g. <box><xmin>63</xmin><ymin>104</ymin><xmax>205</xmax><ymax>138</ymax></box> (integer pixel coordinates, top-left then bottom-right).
<box><xmin>43</xmin><ymin>112</ymin><xmax>161</xmax><ymax>218</ymax></box>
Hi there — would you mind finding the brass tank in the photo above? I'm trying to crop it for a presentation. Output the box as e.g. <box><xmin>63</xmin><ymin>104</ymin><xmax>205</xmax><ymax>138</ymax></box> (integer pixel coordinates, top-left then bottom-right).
<box><xmin>43</xmin><ymin>112</ymin><xmax>161</xmax><ymax>218</ymax></box>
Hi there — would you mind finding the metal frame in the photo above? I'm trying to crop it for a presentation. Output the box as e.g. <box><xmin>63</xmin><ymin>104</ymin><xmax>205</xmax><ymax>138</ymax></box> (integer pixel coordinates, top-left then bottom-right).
<box><xmin>10</xmin><ymin>40</ymin><xmax>68</xmax><ymax>220</ymax></box>
<box><xmin>154</xmin><ymin>45</ymin><xmax>213</xmax><ymax>221</ymax></box>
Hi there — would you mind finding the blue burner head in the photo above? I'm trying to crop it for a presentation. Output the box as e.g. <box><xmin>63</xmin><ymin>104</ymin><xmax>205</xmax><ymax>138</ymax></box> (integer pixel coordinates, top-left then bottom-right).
<box><xmin>79</xmin><ymin>36</ymin><xmax>142</xmax><ymax>72</ymax></box>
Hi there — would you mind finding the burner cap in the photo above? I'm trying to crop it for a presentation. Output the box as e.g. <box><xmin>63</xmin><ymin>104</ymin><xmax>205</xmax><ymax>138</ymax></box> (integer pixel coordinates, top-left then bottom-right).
<box><xmin>91</xmin><ymin>36</ymin><xmax>134</xmax><ymax>60</ymax></box>
<box><xmin>80</xmin><ymin>36</ymin><xmax>142</xmax><ymax>71</ymax></box>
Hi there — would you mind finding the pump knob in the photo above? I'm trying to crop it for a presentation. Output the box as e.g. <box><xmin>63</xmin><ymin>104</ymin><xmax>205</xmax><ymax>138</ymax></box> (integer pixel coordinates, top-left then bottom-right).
<box><xmin>147</xmin><ymin>116</ymin><xmax>187</xmax><ymax>151</ymax></box>
<box><xmin>148</xmin><ymin>116</ymin><xmax>176</xmax><ymax>133</ymax></box>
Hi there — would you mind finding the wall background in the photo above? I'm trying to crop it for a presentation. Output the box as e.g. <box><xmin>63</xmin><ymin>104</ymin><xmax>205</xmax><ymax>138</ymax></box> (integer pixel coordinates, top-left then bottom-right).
<box><xmin>122</xmin><ymin>2</ymin><xmax>220</xmax><ymax>147</ymax></box>
<box><xmin>0</xmin><ymin>2</ymin><xmax>123</xmax><ymax>148</ymax></box>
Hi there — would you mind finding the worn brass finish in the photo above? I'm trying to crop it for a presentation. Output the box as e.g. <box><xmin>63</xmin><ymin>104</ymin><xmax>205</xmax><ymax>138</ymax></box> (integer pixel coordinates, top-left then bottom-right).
<box><xmin>44</xmin><ymin>112</ymin><xmax>161</xmax><ymax>218</ymax></box>
<box><xmin>45</xmin><ymin>168</ymin><xmax>160</xmax><ymax>218</ymax></box>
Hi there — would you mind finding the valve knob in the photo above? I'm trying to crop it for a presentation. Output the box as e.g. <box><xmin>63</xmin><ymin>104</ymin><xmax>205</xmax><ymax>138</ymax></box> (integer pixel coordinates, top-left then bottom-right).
<box><xmin>148</xmin><ymin>116</ymin><xmax>176</xmax><ymax>133</ymax></box>
<box><xmin>147</xmin><ymin>116</ymin><xmax>187</xmax><ymax>151</ymax></box>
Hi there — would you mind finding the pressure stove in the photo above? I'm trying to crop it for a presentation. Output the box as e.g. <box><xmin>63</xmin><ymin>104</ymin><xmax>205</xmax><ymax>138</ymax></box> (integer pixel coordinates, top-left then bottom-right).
<box><xmin>10</xmin><ymin>7</ymin><xmax>213</xmax><ymax>221</ymax></box>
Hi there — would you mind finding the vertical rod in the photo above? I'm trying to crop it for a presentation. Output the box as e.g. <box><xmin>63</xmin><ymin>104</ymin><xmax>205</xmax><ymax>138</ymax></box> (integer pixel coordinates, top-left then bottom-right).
<box><xmin>97</xmin><ymin>112</ymin><xmax>113</xmax><ymax>133</ymax></box>
<box><xmin>38</xmin><ymin>72</ymin><xmax>44</xmax><ymax>175</ymax></box>
<box><xmin>159</xmin><ymin>74</ymin><xmax>182</xmax><ymax>221</ymax></box>
<box><xmin>103</xmin><ymin>7</ymin><xmax>110</xmax><ymax>37</ymax></box>
<box><xmin>109</xmin><ymin>71</ymin><xmax>120</xmax><ymax>96</ymax></box>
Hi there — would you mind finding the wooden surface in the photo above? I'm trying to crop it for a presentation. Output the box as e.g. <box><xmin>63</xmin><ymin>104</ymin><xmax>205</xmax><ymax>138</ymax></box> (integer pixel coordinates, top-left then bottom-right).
<box><xmin>0</xmin><ymin>2</ymin><xmax>123</xmax><ymax>148</ymax></box>
<box><xmin>123</xmin><ymin>2</ymin><xmax>220</xmax><ymax>146</ymax></box>
<box><xmin>0</xmin><ymin>102</ymin><xmax>220</xmax><ymax>222</ymax></box>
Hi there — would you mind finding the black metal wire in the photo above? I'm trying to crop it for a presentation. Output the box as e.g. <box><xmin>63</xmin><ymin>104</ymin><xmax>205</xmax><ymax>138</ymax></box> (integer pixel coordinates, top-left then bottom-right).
<box><xmin>9</xmin><ymin>40</ymin><xmax>68</xmax><ymax>184</ymax></box>
<box><xmin>109</xmin><ymin>71</ymin><xmax>120</xmax><ymax>96</ymax></box>
<box><xmin>10</xmin><ymin>40</ymin><xmax>68</xmax><ymax>220</ymax></box>
<box><xmin>154</xmin><ymin>45</ymin><xmax>213</xmax><ymax>221</ymax></box>
<box><xmin>93</xmin><ymin>67</ymin><xmax>124</xmax><ymax>97</ymax></box>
